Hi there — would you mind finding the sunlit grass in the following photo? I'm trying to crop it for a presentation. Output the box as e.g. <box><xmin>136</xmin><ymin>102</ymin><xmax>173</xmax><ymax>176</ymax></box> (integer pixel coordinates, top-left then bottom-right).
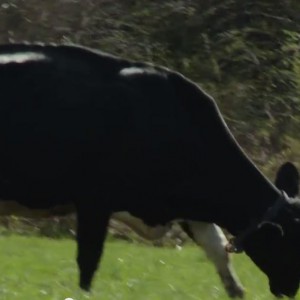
<box><xmin>0</xmin><ymin>235</ymin><xmax>296</xmax><ymax>300</ymax></box>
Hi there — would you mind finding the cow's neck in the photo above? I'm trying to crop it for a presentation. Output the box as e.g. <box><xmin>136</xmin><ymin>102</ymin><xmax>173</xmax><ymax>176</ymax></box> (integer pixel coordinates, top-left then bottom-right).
<box><xmin>189</xmin><ymin>103</ymin><xmax>283</xmax><ymax>235</ymax></box>
<box><xmin>210</xmin><ymin>160</ymin><xmax>280</xmax><ymax>236</ymax></box>
<box><xmin>174</xmin><ymin>155</ymin><xmax>281</xmax><ymax>237</ymax></box>
<box><xmin>219</xmin><ymin>182</ymin><xmax>279</xmax><ymax>236</ymax></box>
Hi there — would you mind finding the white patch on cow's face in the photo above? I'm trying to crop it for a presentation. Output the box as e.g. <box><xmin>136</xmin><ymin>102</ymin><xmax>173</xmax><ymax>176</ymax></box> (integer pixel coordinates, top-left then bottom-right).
<box><xmin>0</xmin><ymin>200</ymin><xmax>74</xmax><ymax>218</ymax></box>
<box><xmin>0</xmin><ymin>52</ymin><xmax>48</xmax><ymax>64</ymax></box>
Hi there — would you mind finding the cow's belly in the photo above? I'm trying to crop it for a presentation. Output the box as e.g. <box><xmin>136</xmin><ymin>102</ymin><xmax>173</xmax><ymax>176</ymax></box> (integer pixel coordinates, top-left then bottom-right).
<box><xmin>0</xmin><ymin>200</ymin><xmax>74</xmax><ymax>218</ymax></box>
<box><xmin>112</xmin><ymin>211</ymin><xmax>170</xmax><ymax>240</ymax></box>
<box><xmin>0</xmin><ymin>201</ymin><xmax>170</xmax><ymax>241</ymax></box>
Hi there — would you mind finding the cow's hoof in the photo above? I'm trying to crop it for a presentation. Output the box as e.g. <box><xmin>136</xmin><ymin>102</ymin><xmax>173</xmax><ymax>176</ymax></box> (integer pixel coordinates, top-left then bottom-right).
<box><xmin>79</xmin><ymin>282</ymin><xmax>91</xmax><ymax>292</ymax></box>
<box><xmin>226</xmin><ymin>283</ymin><xmax>245</xmax><ymax>298</ymax></box>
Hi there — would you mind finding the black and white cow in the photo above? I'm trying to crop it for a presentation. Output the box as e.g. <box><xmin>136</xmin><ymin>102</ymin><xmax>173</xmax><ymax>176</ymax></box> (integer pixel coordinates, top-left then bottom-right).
<box><xmin>0</xmin><ymin>43</ymin><xmax>300</xmax><ymax>298</ymax></box>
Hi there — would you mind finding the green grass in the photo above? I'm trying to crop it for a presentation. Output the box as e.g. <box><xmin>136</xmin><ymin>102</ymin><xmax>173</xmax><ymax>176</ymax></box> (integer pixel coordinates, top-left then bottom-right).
<box><xmin>0</xmin><ymin>235</ymin><xmax>295</xmax><ymax>300</ymax></box>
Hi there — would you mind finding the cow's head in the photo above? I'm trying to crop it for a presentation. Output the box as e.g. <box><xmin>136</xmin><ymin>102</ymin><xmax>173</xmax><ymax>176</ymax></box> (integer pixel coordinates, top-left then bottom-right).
<box><xmin>244</xmin><ymin>212</ymin><xmax>300</xmax><ymax>297</ymax></box>
<box><xmin>229</xmin><ymin>162</ymin><xmax>300</xmax><ymax>297</ymax></box>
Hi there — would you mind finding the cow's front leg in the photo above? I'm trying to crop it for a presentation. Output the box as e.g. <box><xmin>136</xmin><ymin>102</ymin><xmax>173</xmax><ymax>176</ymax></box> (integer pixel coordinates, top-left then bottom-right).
<box><xmin>180</xmin><ymin>221</ymin><xmax>245</xmax><ymax>298</ymax></box>
<box><xmin>75</xmin><ymin>204</ymin><xmax>111</xmax><ymax>291</ymax></box>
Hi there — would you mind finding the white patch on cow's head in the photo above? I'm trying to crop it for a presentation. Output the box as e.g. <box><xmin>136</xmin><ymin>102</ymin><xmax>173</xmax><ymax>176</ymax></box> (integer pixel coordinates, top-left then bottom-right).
<box><xmin>0</xmin><ymin>52</ymin><xmax>48</xmax><ymax>64</ymax></box>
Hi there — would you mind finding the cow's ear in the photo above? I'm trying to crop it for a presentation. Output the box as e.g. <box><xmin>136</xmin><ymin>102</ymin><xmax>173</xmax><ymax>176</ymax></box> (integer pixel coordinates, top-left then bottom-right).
<box><xmin>275</xmin><ymin>162</ymin><xmax>299</xmax><ymax>198</ymax></box>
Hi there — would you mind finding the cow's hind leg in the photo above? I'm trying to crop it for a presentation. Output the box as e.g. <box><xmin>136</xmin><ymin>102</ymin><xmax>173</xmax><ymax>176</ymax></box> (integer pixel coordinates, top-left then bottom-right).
<box><xmin>75</xmin><ymin>204</ymin><xmax>111</xmax><ymax>291</ymax></box>
<box><xmin>180</xmin><ymin>221</ymin><xmax>245</xmax><ymax>298</ymax></box>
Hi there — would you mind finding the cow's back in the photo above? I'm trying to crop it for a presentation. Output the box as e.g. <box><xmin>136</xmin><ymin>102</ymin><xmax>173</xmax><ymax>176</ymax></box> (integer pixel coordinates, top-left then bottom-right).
<box><xmin>0</xmin><ymin>43</ymin><xmax>246</xmax><ymax>227</ymax></box>
<box><xmin>0</xmin><ymin>45</ymin><xmax>129</xmax><ymax>206</ymax></box>
<box><xmin>0</xmin><ymin>45</ymin><xmax>209</xmax><ymax>210</ymax></box>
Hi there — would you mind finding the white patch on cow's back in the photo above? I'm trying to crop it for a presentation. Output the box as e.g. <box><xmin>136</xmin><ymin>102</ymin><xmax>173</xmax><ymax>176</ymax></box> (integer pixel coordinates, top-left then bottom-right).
<box><xmin>0</xmin><ymin>52</ymin><xmax>48</xmax><ymax>64</ymax></box>
<box><xmin>119</xmin><ymin>67</ymin><xmax>145</xmax><ymax>76</ymax></box>
<box><xmin>119</xmin><ymin>66</ymin><xmax>161</xmax><ymax>77</ymax></box>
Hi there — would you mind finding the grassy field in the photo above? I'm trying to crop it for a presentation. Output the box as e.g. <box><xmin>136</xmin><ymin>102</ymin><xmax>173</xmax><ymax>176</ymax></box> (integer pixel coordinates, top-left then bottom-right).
<box><xmin>0</xmin><ymin>235</ymin><xmax>295</xmax><ymax>300</ymax></box>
